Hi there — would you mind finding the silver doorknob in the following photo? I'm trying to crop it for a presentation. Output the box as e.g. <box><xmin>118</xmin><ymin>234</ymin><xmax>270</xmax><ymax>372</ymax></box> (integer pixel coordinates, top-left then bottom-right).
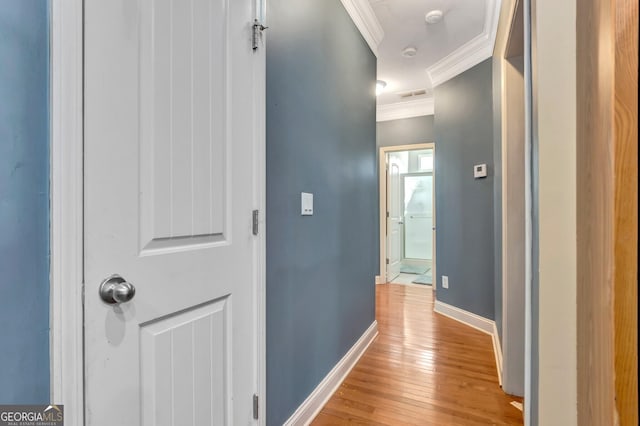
<box><xmin>99</xmin><ymin>274</ymin><xmax>136</xmax><ymax>305</ymax></box>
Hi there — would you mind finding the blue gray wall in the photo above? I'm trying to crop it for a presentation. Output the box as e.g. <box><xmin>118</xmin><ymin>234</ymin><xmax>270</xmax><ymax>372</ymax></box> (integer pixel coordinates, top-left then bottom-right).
<box><xmin>265</xmin><ymin>0</ymin><xmax>377</xmax><ymax>424</ymax></box>
<box><xmin>376</xmin><ymin>115</ymin><xmax>434</xmax><ymax>148</ymax></box>
<box><xmin>433</xmin><ymin>59</ymin><xmax>495</xmax><ymax>319</ymax></box>
<box><xmin>0</xmin><ymin>0</ymin><xmax>50</xmax><ymax>404</ymax></box>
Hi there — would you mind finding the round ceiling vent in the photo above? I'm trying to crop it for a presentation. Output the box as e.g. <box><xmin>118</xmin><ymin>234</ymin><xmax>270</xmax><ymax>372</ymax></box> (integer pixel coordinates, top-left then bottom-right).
<box><xmin>425</xmin><ymin>10</ymin><xmax>444</xmax><ymax>24</ymax></box>
<box><xmin>402</xmin><ymin>46</ymin><xmax>418</xmax><ymax>58</ymax></box>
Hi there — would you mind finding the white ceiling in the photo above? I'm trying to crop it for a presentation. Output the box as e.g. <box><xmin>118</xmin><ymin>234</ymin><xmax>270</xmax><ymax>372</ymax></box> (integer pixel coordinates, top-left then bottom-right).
<box><xmin>370</xmin><ymin>0</ymin><xmax>488</xmax><ymax>106</ymax></box>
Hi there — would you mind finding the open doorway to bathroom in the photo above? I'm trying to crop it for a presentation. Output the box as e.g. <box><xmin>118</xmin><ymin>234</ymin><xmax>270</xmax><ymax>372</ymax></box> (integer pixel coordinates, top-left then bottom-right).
<box><xmin>379</xmin><ymin>143</ymin><xmax>435</xmax><ymax>287</ymax></box>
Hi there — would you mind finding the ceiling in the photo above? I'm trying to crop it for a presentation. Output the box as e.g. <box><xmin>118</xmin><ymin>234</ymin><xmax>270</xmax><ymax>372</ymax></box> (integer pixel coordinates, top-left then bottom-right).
<box><xmin>370</xmin><ymin>0</ymin><xmax>490</xmax><ymax>106</ymax></box>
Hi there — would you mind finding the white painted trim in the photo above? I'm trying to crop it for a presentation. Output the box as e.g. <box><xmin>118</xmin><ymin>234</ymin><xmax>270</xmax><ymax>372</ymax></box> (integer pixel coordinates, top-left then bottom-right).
<box><xmin>50</xmin><ymin>1</ymin><xmax>84</xmax><ymax>425</ymax></box>
<box><xmin>427</xmin><ymin>0</ymin><xmax>502</xmax><ymax>87</ymax></box>
<box><xmin>375</xmin><ymin>275</ymin><xmax>383</xmax><ymax>284</ymax></box>
<box><xmin>253</xmin><ymin>1</ymin><xmax>267</xmax><ymax>423</ymax></box>
<box><xmin>284</xmin><ymin>321</ymin><xmax>379</xmax><ymax>426</ymax></box>
<box><xmin>376</xmin><ymin>97</ymin><xmax>434</xmax><ymax>122</ymax></box>
<box><xmin>499</xmin><ymin>0</ymin><xmax>510</xmax><ymax>397</ymax></box>
<box><xmin>339</xmin><ymin>0</ymin><xmax>384</xmax><ymax>56</ymax></box>
<box><xmin>379</xmin><ymin>151</ymin><xmax>387</xmax><ymax>283</ymax></box>
<box><xmin>498</xmin><ymin>0</ymin><xmax>526</xmax><ymax>398</ymax></box>
<box><xmin>434</xmin><ymin>300</ymin><xmax>495</xmax><ymax>334</ymax></box>
<box><xmin>492</xmin><ymin>322</ymin><xmax>504</xmax><ymax>387</ymax></box>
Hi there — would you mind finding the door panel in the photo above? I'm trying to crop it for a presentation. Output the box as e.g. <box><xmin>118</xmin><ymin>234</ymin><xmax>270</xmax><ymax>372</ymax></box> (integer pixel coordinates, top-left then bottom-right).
<box><xmin>139</xmin><ymin>0</ymin><xmax>228</xmax><ymax>251</ymax></box>
<box><xmin>386</xmin><ymin>159</ymin><xmax>402</xmax><ymax>282</ymax></box>
<box><xmin>140</xmin><ymin>297</ymin><xmax>228</xmax><ymax>426</ymax></box>
<box><xmin>84</xmin><ymin>0</ymin><xmax>261</xmax><ymax>424</ymax></box>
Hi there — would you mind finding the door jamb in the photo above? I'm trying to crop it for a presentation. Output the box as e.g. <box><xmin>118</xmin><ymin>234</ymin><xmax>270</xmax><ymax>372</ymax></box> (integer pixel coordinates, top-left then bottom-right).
<box><xmin>499</xmin><ymin>0</ymin><xmax>527</xmax><ymax>397</ymax></box>
<box><xmin>378</xmin><ymin>143</ymin><xmax>434</xmax><ymax>284</ymax></box>
<box><xmin>50</xmin><ymin>1</ymin><xmax>84</xmax><ymax>425</ymax></box>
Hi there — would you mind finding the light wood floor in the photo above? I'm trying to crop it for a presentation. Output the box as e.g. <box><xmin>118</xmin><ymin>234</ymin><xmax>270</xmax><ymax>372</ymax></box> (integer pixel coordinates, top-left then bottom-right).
<box><xmin>311</xmin><ymin>284</ymin><xmax>524</xmax><ymax>425</ymax></box>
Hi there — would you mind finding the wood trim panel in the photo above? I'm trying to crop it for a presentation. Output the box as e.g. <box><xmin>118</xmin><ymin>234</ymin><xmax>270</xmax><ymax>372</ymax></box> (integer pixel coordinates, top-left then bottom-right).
<box><xmin>576</xmin><ymin>1</ymin><xmax>617</xmax><ymax>423</ymax></box>
<box><xmin>612</xmin><ymin>0</ymin><xmax>638</xmax><ymax>423</ymax></box>
<box><xmin>576</xmin><ymin>0</ymin><xmax>638</xmax><ymax>424</ymax></box>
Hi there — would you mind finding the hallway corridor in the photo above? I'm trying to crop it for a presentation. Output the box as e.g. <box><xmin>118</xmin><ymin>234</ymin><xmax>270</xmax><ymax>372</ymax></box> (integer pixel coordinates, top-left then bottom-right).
<box><xmin>311</xmin><ymin>284</ymin><xmax>523</xmax><ymax>425</ymax></box>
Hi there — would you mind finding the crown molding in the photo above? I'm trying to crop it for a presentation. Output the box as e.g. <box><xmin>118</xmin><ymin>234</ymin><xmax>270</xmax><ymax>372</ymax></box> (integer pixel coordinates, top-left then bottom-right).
<box><xmin>376</xmin><ymin>97</ymin><xmax>434</xmax><ymax>122</ymax></box>
<box><xmin>427</xmin><ymin>0</ymin><xmax>501</xmax><ymax>87</ymax></box>
<box><xmin>340</xmin><ymin>0</ymin><xmax>384</xmax><ymax>57</ymax></box>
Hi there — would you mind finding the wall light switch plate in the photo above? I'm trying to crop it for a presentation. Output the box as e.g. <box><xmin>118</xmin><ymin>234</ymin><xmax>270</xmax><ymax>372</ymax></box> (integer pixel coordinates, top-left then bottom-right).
<box><xmin>442</xmin><ymin>275</ymin><xmax>449</xmax><ymax>289</ymax></box>
<box><xmin>301</xmin><ymin>192</ymin><xmax>313</xmax><ymax>216</ymax></box>
<box><xmin>474</xmin><ymin>164</ymin><xmax>487</xmax><ymax>179</ymax></box>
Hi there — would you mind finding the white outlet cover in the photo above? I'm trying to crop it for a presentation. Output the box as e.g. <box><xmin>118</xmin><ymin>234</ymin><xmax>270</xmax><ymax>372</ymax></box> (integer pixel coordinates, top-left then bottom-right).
<box><xmin>301</xmin><ymin>192</ymin><xmax>313</xmax><ymax>216</ymax></box>
<box><xmin>442</xmin><ymin>275</ymin><xmax>449</xmax><ymax>289</ymax></box>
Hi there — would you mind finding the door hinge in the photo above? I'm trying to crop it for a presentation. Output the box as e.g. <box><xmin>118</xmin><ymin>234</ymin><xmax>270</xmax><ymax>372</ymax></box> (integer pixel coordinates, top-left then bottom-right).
<box><xmin>253</xmin><ymin>394</ymin><xmax>259</xmax><ymax>420</ymax></box>
<box><xmin>252</xmin><ymin>19</ymin><xmax>268</xmax><ymax>51</ymax></box>
<box><xmin>386</xmin><ymin>211</ymin><xmax>389</xmax><ymax>218</ymax></box>
<box><xmin>252</xmin><ymin>210</ymin><xmax>259</xmax><ymax>235</ymax></box>
<box><xmin>386</xmin><ymin>258</ymin><xmax>389</xmax><ymax>264</ymax></box>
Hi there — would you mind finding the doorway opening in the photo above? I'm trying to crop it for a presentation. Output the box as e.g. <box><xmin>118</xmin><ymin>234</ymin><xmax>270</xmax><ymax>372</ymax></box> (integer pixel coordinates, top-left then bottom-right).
<box><xmin>379</xmin><ymin>143</ymin><xmax>435</xmax><ymax>287</ymax></box>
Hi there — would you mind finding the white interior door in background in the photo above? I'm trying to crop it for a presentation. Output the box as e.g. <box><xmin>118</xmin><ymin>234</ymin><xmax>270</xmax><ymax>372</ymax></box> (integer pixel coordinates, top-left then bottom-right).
<box><xmin>84</xmin><ymin>0</ymin><xmax>264</xmax><ymax>425</ymax></box>
<box><xmin>386</xmin><ymin>157</ymin><xmax>402</xmax><ymax>282</ymax></box>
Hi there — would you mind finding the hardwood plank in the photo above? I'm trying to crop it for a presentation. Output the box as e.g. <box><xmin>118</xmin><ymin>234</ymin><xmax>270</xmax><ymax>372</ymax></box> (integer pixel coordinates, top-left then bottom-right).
<box><xmin>311</xmin><ymin>285</ymin><xmax>523</xmax><ymax>425</ymax></box>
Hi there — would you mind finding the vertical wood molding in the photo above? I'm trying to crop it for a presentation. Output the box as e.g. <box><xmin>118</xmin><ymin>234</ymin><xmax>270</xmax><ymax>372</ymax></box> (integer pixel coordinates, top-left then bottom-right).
<box><xmin>576</xmin><ymin>0</ymin><xmax>615</xmax><ymax>423</ymax></box>
<box><xmin>576</xmin><ymin>0</ymin><xmax>638</xmax><ymax>423</ymax></box>
<box><xmin>612</xmin><ymin>0</ymin><xmax>638</xmax><ymax>423</ymax></box>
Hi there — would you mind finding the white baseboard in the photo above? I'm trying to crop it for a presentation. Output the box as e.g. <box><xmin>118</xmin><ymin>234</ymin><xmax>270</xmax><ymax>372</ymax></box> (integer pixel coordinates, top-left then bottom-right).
<box><xmin>375</xmin><ymin>275</ymin><xmax>383</xmax><ymax>284</ymax></box>
<box><xmin>434</xmin><ymin>300</ymin><xmax>503</xmax><ymax>386</ymax></box>
<box><xmin>284</xmin><ymin>321</ymin><xmax>379</xmax><ymax>426</ymax></box>
<box><xmin>492</xmin><ymin>322</ymin><xmax>503</xmax><ymax>387</ymax></box>
<box><xmin>434</xmin><ymin>300</ymin><xmax>494</xmax><ymax>334</ymax></box>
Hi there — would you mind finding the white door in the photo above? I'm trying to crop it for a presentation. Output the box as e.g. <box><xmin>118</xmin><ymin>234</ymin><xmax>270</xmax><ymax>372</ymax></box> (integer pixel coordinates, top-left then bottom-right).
<box><xmin>386</xmin><ymin>158</ymin><xmax>402</xmax><ymax>282</ymax></box>
<box><xmin>84</xmin><ymin>0</ymin><xmax>264</xmax><ymax>425</ymax></box>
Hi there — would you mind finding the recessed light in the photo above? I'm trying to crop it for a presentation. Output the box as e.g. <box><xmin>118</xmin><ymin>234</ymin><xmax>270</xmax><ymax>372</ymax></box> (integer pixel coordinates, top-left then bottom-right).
<box><xmin>425</xmin><ymin>10</ymin><xmax>444</xmax><ymax>24</ymax></box>
<box><xmin>402</xmin><ymin>47</ymin><xmax>418</xmax><ymax>57</ymax></box>
<box><xmin>376</xmin><ymin>80</ymin><xmax>387</xmax><ymax>96</ymax></box>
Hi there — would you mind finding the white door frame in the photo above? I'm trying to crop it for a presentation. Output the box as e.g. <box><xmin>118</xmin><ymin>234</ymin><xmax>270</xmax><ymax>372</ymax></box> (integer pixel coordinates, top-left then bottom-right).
<box><xmin>378</xmin><ymin>143</ymin><xmax>435</xmax><ymax>284</ymax></box>
<box><xmin>50</xmin><ymin>1</ymin><xmax>84</xmax><ymax>424</ymax></box>
<box><xmin>49</xmin><ymin>1</ymin><xmax>267</xmax><ymax>424</ymax></box>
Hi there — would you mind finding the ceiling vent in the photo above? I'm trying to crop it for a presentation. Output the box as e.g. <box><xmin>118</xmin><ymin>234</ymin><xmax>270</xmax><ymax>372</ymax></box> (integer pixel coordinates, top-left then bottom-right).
<box><xmin>398</xmin><ymin>89</ymin><xmax>428</xmax><ymax>99</ymax></box>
